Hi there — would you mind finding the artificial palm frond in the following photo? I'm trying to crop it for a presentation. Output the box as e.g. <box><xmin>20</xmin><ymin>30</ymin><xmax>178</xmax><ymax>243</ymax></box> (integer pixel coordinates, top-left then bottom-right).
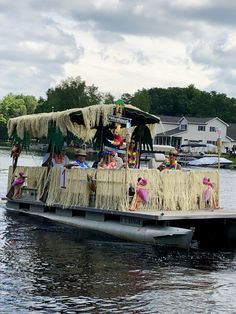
<box><xmin>10</xmin><ymin>129</ymin><xmax>31</xmax><ymax>151</ymax></box>
<box><xmin>47</xmin><ymin>123</ymin><xmax>64</xmax><ymax>154</ymax></box>
<box><xmin>131</xmin><ymin>125</ymin><xmax>153</xmax><ymax>152</ymax></box>
<box><xmin>92</xmin><ymin>125</ymin><xmax>113</xmax><ymax>150</ymax></box>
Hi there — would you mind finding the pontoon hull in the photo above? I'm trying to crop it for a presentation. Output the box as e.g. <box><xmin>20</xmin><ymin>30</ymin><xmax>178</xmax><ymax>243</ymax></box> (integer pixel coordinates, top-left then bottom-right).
<box><xmin>4</xmin><ymin>200</ymin><xmax>193</xmax><ymax>249</ymax></box>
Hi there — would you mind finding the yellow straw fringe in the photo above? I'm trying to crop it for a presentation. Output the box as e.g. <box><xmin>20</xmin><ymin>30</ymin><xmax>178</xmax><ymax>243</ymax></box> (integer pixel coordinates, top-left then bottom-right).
<box><xmin>8</xmin><ymin>166</ymin><xmax>48</xmax><ymax>200</ymax></box>
<box><xmin>7</xmin><ymin>104</ymin><xmax>158</xmax><ymax>141</ymax></box>
<box><xmin>10</xmin><ymin>167</ymin><xmax>219</xmax><ymax>211</ymax></box>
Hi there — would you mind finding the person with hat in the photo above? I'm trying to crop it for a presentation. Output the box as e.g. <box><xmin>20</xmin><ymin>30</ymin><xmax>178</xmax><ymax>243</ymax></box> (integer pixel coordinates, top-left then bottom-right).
<box><xmin>66</xmin><ymin>149</ymin><xmax>90</xmax><ymax>169</ymax></box>
<box><xmin>158</xmin><ymin>149</ymin><xmax>182</xmax><ymax>171</ymax></box>
<box><xmin>98</xmin><ymin>150</ymin><xmax>118</xmax><ymax>169</ymax></box>
<box><xmin>12</xmin><ymin>171</ymin><xmax>27</xmax><ymax>198</ymax></box>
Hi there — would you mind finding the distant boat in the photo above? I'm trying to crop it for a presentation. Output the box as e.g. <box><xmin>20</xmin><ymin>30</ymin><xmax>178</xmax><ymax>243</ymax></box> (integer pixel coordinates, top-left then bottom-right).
<box><xmin>181</xmin><ymin>143</ymin><xmax>217</xmax><ymax>154</ymax></box>
<box><xmin>188</xmin><ymin>156</ymin><xmax>232</xmax><ymax>168</ymax></box>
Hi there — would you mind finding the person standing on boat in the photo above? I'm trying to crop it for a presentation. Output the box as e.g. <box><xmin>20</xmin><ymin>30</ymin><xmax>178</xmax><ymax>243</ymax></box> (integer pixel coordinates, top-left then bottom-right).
<box><xmin>158</xmin><ymin>149</ymin><xmax>181</xmax><ymax>171</ymax></box>
<box><xmin>66</xmin><ymin>149</ymin><xmax>90</xmax><ymax>169</ymax></box>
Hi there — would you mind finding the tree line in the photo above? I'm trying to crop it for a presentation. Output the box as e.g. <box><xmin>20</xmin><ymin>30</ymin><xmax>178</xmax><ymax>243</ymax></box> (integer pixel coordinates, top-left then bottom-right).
<box><xmin>124</xmin><ymin>84</ymin><xmax>236</xmax><ymax>122</ymax></box>
<box><xmin>1</xmin><ymin>77</ymin><xmax>236</xmax><ymax>140</ymax></box>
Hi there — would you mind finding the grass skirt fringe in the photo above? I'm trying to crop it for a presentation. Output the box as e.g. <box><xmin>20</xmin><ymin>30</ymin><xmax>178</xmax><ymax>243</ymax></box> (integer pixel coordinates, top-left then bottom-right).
<box><xmin>10</xmin><ymin>167</ymin><xmax>219</xmax><ymax>211</ymax></box>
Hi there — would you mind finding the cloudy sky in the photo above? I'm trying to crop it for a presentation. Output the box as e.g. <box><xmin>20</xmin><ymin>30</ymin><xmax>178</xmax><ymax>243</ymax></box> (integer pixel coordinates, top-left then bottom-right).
<box><xmin>0</xmin><ymin>0</ymin><xmax>236</xmax><ymax>100</ymax></box>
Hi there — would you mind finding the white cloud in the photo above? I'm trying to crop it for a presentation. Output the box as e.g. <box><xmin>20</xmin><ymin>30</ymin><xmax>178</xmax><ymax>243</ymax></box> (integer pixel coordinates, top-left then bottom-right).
<box><xmin>0</xmin><ymin>0</ymin><xmax>236</xmax><ymax>99</ymax></box>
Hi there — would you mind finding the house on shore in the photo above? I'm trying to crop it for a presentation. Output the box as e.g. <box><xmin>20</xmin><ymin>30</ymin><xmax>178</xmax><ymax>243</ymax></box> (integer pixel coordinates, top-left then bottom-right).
<box><xmin>155</xmin><ymin>116</ymin><xmax>236</xmax><ymax>152</ymax></box>
<box><xmin>226</xmin><ymin>123</ymin><xmax>236</xmax><ymax>152</ymax></box>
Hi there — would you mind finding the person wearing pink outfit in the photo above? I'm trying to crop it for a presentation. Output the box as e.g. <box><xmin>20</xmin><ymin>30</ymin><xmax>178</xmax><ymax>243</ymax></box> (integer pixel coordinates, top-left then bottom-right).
<box><xmin>98</xmin><ymin>151</ymin><xmax>118</xmax><ymax>169</ymax></box>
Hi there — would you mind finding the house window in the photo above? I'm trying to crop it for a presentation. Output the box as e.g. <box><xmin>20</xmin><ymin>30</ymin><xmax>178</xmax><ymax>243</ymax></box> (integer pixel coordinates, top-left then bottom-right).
<box><xmin>198</xmin><ymin>125</ymin><xmax>205</xmax><ymax>131</ymax></box>
<box><xmin>207</xmin><ymin>140</ymin><xmax>217</xmax><ymax>145</ymax></box>
<box><xmin>210</xmin><ymin>126</ymin><xmax>216</xmax><ymax>132</ymax></box>
<box><xmin>180</xmin><ymin>124</ymin><xmax>187</xmax><ymax>130</ymax></box>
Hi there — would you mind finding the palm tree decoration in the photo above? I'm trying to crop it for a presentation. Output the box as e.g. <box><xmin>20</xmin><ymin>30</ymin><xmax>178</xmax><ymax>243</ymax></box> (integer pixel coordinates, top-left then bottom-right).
<box><xmin>131</xmin><ymin>125</ymin><xmax>153</xmax><ymax>167</ymax></box>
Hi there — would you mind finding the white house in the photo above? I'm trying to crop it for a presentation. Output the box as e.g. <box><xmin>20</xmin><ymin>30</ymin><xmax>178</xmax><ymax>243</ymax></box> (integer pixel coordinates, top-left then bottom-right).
<box><xmin>226</xmin><ymin>123</ymin><xmax>236</xmax><ymax>152</ymax></box>
<box><xmin>155</xmin><ymin>116</ymin><xmax>234</xmax><ymax>152</ymax></box>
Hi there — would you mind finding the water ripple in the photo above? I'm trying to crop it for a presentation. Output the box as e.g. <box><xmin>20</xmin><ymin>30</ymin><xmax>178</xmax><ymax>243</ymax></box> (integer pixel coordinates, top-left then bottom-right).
<box><xmin>0</xmin><ymin>154</ymin><xmax>236</xmax><ymax>312</ymax></box>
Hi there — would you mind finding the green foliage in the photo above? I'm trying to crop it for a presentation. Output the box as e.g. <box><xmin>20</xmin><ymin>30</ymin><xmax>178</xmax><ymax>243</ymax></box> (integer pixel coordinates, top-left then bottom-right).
<box><xmin>0</xmin><ymin>113</ymin><xmax>6</xmax><ymax>124</ymax></box>
<box><xmin>10</xmin><ymin>129</ymin><xmax>31</xmax><ymax>150</ymax></box>
<box><xmin>0</xmin><ymin>93</ymin><xmax>38</xmax><ymax>118</ymax></box>
<box><xmin>47</xmin><ymin>124</ymin><xmax>65</xmax><ymax>154</ymax></box>
<box><xmin>0</xmin><ymin>93</ymin><xmax>39</xmax><ymax>140</ymax></box>
<box><xmin>36</xmin><ymin>76</ymin><xmax>105</xmax><ymax>113</ymax></box>
<box><xmin>18</xmin><ymin>95</ymin><xmax>38</xmax><ymax>114</ymax></box>
<box><xmin>146</xmin><ymin>85</ymin><xmax>236</xmax><ymax>123</ymax></box>
<box><xmin>0</xmin><ymin>113</ymin><xmax>7</xmax><ymax>140</ymax></box>
<box><xmin>103</xmin><ymin>93</ymin><xmax>115</xmax><ymax>104</ymax></box>
<box><xmin>131</xmin><ymin>89</ymin><xmax>151</xmax><ymax>112</ymax></box>
<box><xmin>0</xmin><ymin>94</ymin><xmax>27</xmax><ymax>119</ymax></box>
<box><xmin>121</xmin><ymin>93</ymin><xmax>132</xmax><ymax>104</ymax></box>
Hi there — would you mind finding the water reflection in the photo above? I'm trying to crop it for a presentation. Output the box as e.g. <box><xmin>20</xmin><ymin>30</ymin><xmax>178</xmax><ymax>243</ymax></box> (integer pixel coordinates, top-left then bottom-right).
<box><xmin>0</xmin><ymin>210</ymin><xmax>236</xmax><ymax>313</ymax></box>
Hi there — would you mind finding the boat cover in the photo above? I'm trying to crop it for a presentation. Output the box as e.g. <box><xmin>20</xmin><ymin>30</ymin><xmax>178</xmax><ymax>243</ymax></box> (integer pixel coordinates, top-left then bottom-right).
<box><xmin>188</xmin><ymin>156</ymin><xmax>232</xmax><ymax>166</ymax></box>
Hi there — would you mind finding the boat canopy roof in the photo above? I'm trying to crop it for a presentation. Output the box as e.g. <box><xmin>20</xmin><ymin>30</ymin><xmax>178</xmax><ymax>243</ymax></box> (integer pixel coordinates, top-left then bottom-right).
<box><xmin>7</xmin><ymin>104</ymin><xmax>160</xmax><ymax>141</ymax></box>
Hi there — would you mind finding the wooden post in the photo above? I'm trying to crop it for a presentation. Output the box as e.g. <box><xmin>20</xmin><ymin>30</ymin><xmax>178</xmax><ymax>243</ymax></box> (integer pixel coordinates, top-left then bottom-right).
<box><xmin>6</xmin><ymin>143</ymin><xmax>21</xmax><ymax>198</ymax></box>
<box><xmin>217</xmin><ymin>130</ymin><xmax>222</xmax><ymax>207</ymax></box>
<box><xmin>125</xmin><ymin>125</ymin><xmax>131</xmax><ymax>209</ymax></box>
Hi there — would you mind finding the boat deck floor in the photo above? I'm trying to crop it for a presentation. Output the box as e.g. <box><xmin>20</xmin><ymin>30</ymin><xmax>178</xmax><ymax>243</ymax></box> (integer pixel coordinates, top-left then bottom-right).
<box><xmin>137</xmin><ymin>208</ymin><xmax>236</xmax><ymax>220</ymax></box>
<box><xmin>2</xmin><ymin>197</ymin><xmax>236</xmax><ymax>222</ymax></box>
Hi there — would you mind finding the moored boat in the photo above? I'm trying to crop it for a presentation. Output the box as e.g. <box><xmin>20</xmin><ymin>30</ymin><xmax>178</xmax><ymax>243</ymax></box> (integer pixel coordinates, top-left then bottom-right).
<box><xmin>188</xmin><ymin>156</ymin><xmax>232</xmax><ymax>168</ymax></box>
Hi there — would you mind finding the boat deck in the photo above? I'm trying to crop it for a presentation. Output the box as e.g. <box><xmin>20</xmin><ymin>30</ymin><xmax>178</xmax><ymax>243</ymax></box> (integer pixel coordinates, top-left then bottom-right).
<box><xmin>138</xmin><ymin>209</ymin><xmax>236</xmax><ymax>220</ymax></box>
<box><xmin>2</xmin><ymin>197</ymin><xmax>236</xmax><ymax>221</ymax></box>
<box><xmin>2</xmin><ymin>197</ymin><xmax>236</xmax><ymax>248</ymax></box>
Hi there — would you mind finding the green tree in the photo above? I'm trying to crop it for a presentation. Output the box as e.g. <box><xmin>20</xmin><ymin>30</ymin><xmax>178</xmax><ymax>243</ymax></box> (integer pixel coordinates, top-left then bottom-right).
<box><xmin>17</xmin><ymin>95</ymin><xmax>38</xmax><ymax>114</ymax></box>
<box><xmin>0</xmin><ymin>94</ymin><xmax>27</xmax><ymax>119</ymax></box>
<box><xmin>0</xmin><ymin>93</ymin><xmax>38</xmax><ymax>140</ymax></box>
<box><xmin>38</xmin><ymin>76</ymin><xmax>104</xmax><ymax>112</ymax></box>
<box><xmin>131</xmin><ymin>89</ymin><xmax>151</xmax><ymax>112</ymax></box>
<box><xmin>121</xmin><ymin>93</ymin><xmax>132</xmax><ymax>104</ymax></box>
<box><xmin>103</xmin><ymin>92</ymin><xmax>115</xmax><ymax>104</ymax></box>
<box><xmin>0</xmin><ymin>113</ymin><xmax>7</xmax><ymax>140</ymax></box>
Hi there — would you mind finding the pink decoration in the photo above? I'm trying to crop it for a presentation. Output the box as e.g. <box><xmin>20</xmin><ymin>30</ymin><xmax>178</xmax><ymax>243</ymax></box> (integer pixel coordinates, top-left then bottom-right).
<box><xmin>12</xmin><ymin>177</ymin><xmax>25</xmax><ymax>187</ymax></box>
<box><xmin>203</xmin><ymin>176</ymin><xmax>214</xmax><ymax>188</ymax></box>
<box><xmin>203</xmin><ymin>185</ymin><xmax>213</xmax><ymax>203</ymax></box>
<box><xmin>137</xmin><ymin>188</ymin><xmax>149</xmax><ymax>203</ymax></box>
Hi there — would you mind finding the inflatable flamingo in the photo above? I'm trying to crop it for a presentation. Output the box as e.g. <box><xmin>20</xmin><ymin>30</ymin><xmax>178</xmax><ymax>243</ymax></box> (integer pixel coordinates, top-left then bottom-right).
<box><xmin>130</xmin><ymin>177</ymin><xmax>149</xmax><ymax>211</ymax></box>
<box><xmin>202</xmin><ymin>176</ymin><xmax>218</xmax><ymax>208</ymax></box>
<box><xmin>137</xmin><ymin>178</ymin><xmax>149</xmax><ymax>203</ymax></box>
<box><xmin>12</xmin><ymin>172</ymin><xmax>27</xmax><ymax>198</ymax></box>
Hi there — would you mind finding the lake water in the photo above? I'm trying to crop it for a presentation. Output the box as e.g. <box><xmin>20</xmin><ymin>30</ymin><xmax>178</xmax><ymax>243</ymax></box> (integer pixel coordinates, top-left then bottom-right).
<box><xmin>0</xmin><ymin>149</ymin><xmax>236</xmax><ymax>313</ymax></box>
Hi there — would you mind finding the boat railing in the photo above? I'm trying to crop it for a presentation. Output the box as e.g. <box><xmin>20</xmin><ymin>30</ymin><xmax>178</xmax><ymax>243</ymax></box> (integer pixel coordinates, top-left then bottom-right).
<box><xmin>8</xmin><ymin>166</ymin><xmax>219</xmax><ymax>212</ymax></box>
